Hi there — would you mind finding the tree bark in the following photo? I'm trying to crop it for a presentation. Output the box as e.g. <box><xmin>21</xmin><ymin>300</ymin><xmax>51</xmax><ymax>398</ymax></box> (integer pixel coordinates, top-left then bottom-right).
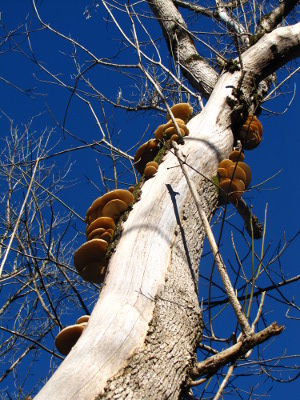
<box><xmin>34</xmin><ymin>21</ymin><xmax>300</xmax><ymax>400</ymax></box>
<box><xmin>146</xmin><ymin>0</ymin><xmax>218</xmax><ymax>99</ymax></box>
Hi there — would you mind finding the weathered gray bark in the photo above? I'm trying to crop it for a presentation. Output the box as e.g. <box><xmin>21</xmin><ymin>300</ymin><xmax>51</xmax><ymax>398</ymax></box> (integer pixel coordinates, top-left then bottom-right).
<box><xmin>146</xmin><ymin>0</ymin><xmax>218</xmax><ymax>99</ymax></box>
<box><xmin>34</xmin><ymin>20</ymin><xmax>300</xmax><ymax>400</ymax></box>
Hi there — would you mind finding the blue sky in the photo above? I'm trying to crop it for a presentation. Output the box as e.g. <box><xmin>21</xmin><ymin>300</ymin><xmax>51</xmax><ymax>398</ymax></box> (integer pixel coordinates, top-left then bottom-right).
<box><xmin>0</xmin><ymin>1</ymin><xmax>299</xmax><ymax>398</ymax></box>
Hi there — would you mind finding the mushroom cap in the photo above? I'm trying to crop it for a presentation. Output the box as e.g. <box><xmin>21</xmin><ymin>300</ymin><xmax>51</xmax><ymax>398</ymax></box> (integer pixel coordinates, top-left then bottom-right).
<box><xmin>249</xmin><ymin>115</ymin><xmax>263</xmax><ymax>136</ymax></box>
<box><xmin>166</xmin><ymin>103</ymin><xmax>193</xmax><ymax>122</ymax></box>
<box><xmin>229</xmin><ymin>150</ymin><xmax>245</xmax><ymax>163</ymax></box>
<box><xmin>55</xmin><ymin>323</ymin><xmax>86</xmax><ymax>356</ymax></box>
<box><xmin>134</xmin><ymin>139</ymin><xmax>159</xmax><ymax>174</ymax></box>
<box><xmin>239</xmin><ymin>115</ymin><xmax>263</xmax><ymax>150</ymax></box>
<box><xmin>128</xmin><ymin>186</ymin><xmax>135</xmax><ymax>193</ymax></box>
<box><xmin>144</xmin><ymin>165</ymin><xmax>158</xmax><ymax>179</ymax></box>
<box><xmin>228</xmin><ymin>165</ymin><xmax>247</xmax><ymax>184</ymax></box>
<box><xmin>87</xmin><ymin>227</ymin><xmax>106</xmax><ymax>240</ymax></box>
<box><xmin>98</xmin><ymin>231</ymin><xmax>113</xmax><ymax>243</ymax></box>
<box><xmin>81</xmin><ymin>262</ymin><xmax>107</xmax><ymax>284</ymax></box>
<box><xmin>86</xmin><ymin>217</ymin><xmax>115</xmax><ymax>237</ymax></box>
<box><xmin>218</xmin><ymin>159</ymin><xmax>234</xmax><ymax>170</ymax></box>
<box><xmin>169</xmin><ymin>134</ymin><xmax>179</xmax><ymax>144</ymax></box>
<box><xmin>219</xmin><ymin>178</ymin><xmax>245</xmax><ymax>202</ymax></box>
<box><xmin>217</xmin><ymin>167</ymin><xmax>229</xmax><ymax>178</ymax></box>
<box><xmin>164</xmin><ymin>118</ymin><xmax>185</xmax><ymax>128</ymax></box>
<box><xmin>240</xmin><ymin>132</ymin><xmax>262</xmax><ymax>150</ymax></box>
<box><xmin>75</xmin><ymin>315</ymin><xmax>90</xmax><ymax>324</ymax></box>
<box><xmin>146</xmin><ymin>161</ymin><xmax>158</xmax><ymax>169</ymax></box>
<box><xmin>101</xmin><ymin>198</ymin><xmax>128</xmax><ymax>221</ymax></box>
<box><xmin>86</xmin><ymin>190</ymin><xmax>134</xmax><ymax>224</ymax></box>
<box><xmin>164</xmin><ymin>126</ymin><xmax>186</xmax><ymax>139</ymax></box>
<box><xmin>74</xmin><ymin>239</ymin><xmax>108</xmax><ymax>274</ymax></box>
<box><xmin>237</xmin><ymin>162</ymin><xmax>251</xmax><ymax>188</ymax></box>
<box><xmin>87</xmin><ymin>228</ymin><xmax>112</xmax><ymax>243</ymax></box>
<box><xmin>154</xmin><ymin>124</ymin><xmax>166</xmax><ymax>141</ymax></box>
<box><xmin>163</xmin><ymin>118</ymin><xmax>189</xmax><ymax>135</ymax></box>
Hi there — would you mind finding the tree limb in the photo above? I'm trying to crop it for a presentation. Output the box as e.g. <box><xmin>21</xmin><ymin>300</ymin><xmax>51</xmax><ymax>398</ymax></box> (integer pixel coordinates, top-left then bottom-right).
<box><xmin>243</xmin><ymin>22</ymin><xmax>300</xmax><ymax>82</ymax></box>
<box><xmin>255</xmin><ymin>0</ymin><xmax>300</xmax><ymax>38</ymax></box>
<box><xmin>190</xmin><ymin>322</ymin><xmax>284</xmax><ymax>380</ymax></box>
<box><xmin>146</xmin><ymin>0</ymin><xmax>218</xmax><ymax>98</ymax></box>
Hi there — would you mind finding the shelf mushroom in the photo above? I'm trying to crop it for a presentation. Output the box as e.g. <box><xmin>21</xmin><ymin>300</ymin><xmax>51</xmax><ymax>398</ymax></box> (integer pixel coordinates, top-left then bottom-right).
<box><xmin>75</xmin><ymin>315</ymin><xmax>90</xmax><ymax>324</ymax></box>
<box><xmin>238</xmin><ymin>114</ymin><xmax>263</xmax><ymax>150</ymax></box>
<box><xmin>217</xmin><ymin>150</ymin><xmax>251</xmax><ymax>202</ymax></box>
<box><xmin>55</xmin><ymin>322</ymin><xmax>87</xmax><ymax>356</ymax></box>
<box><xmin>134</xmin><ymin>139</ymin><xmax>159</xmax><ymax>175</ymax></box>
<box><xmin>85</xmin><ymin>189</ymin><xmax>134</xmax><ymax>226</ymax></box>
<box><xmin>166</xmin><ymin>103</ymin><xmax>193</xmax><ymax>123</ymax></box>
<box><xmin>74</xmin><ymin>239</ymin><xmax>108</xmax><ymax>283</ymax></box>
<box><xmin>144</xmin><ymin>161</ymin><xmax>158</xmax><ymax>179</ymax></box>
<box><xmin>154</xmin><ymin>118</ymin><xmax>189</xmax><ymax>143</ymax></box>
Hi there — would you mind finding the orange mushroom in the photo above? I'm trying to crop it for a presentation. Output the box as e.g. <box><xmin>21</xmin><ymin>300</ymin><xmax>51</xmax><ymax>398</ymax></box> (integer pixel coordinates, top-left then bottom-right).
<box><xmin>134</xmin><ymin>139</ymin><xmax>159</xmax><ymax>174</ymax></box>
<box><xmin>219</xmin><ymin>178</ymin><xmax>245</xmax><ymax>202</ymax></box>
<box><xmin>102</xmin><ymin>199</ymin><xmax>128</xmax><ymax>221</ymax></box>
<box><xmin>85</xmin><ymin>190</ymin><xmax>134</xmax><ymax>225</ymax></box>
<box><xmin>238</xmin><ymin>114</ymin><xmax>263</xmax><ymax>150</ymax></box>
<box><xmin>86</xmin><ymin>217</ymin><xmax>115</xmax><ymax>238</ymax></box>
<box><xmin>166</xmin><ymin>103</ymin><xmax>193</xmax><ymax>123</ymax></box>
<box><xmin>229</xmin><ymin>150</ymin><xmax>245</xmax><ymax>163</ymax></box>
<box><xmin>55</xmin><ymin>323</ymin><xmax>87</xmax><ymax>356</ymax></box>
<box><xmin>217</xmin><ymin>152</ymin><xmax>252</xmax><ymax>202</ymax></box>
<box><xmin>75</xmin><ymin>315</ymin><xmax>90</xmax><ymax>324</ymax></box>
<box><xmin>144</xmin><ymin>161</ymin><xmax>158</xmax><ymax>179</ymax></box>
<box><xmin>74</xmin><ymin>239</ymin><xmax>108</xmax><ymax>283</ymax></box>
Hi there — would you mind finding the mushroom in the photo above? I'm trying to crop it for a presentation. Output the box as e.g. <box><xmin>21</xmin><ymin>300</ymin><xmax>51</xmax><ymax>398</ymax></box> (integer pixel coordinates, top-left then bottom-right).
<box><xmin>144</xmin><ymin>161</ymin><xmax>158</xmax><ymax>179</ymax></box>
<box><xmin>219</xmin><ymin>178</ymin><xmax>245</xmax><ymax>202</ymax></box>
<box><xmin>218</xmin><ymin>159</ymin><xmax>234</xmax><ymax>170</ymax></box>
<box><xmin>74</xmin><ymin>239</ymin><xmax>108</xmax><ymax>283</ymax></box>
<box><xmin>81</xmin><ymin>262</ymin><xmax>107</xmax><ymax>284</ymax></box>
<box><xmin>55</xmin><ymin>323</ymin><xmax>86</xmax><ymax>356</ymax></box>
<box><xmin>134</xmin><ymin>139</ymin><xmax>159</xmax><ymax>174</ymax></box>
<box><xmin>227</xmin><ymin>164</ymin><xmax>247</xmax><ymax>184</ymax></box>
<box><xmin>217</xmin><ymin>153</ymin><xmax>252</xmax><ymax>201</ymax></box>
<box><xmin>101</xmin><ymin>199</ymin><xmax>129</xmax><ymax>221</ymax></box>
<box><xmin>217</xmin><ymin>167</ymin><xmax>229</xmax><ymax>178</ymax></box>
<box><xmin>87</xmin><ymin>228</ymin><xmax>112</xmax><ymax>243</ymax></box>
<box><xmin>237</xmin><ymin>161</ymin><xmax>251</xmax><ymax>188</ymax></box>
<box><xmin>154</xmin><ymin>124</ymin><xmax>166</xmax><ymax>141</ymax></box>
<box><xmin>229</xmin><ymin>150</ymin><xmax>245</xmax><ymax>163</ymax></box>
<box><xmin>166</xmin><ymin>103</ymin><xmax>193</xmax><ymax>123</ymax></box>
<box><xmin>75</xmin><ymin>315</ymin><xmax>90</xmax><ymax>324</ymax></box>
<box><xmin>85</xmin><ymin>190</ymin><xmax>134</xmax><ymax>225</ymax></box>
<box><xmin>238</xmin><ymin>114</ymin><xmax>263</xmax><ymax>150</ymax></box>
<box><xmin>164</xmin><ymin>126</ymin><xmax>186</xmax><ymax>139</ymax></box>
<box><xmin>86</xmin><ymin>217</ymin><xmax>115</xmax><ymax>238</ymax></box>
<box><xmin>164</xmin><ymin>118</ymin><xmax>189</xmax><ymax>136</ymax></box>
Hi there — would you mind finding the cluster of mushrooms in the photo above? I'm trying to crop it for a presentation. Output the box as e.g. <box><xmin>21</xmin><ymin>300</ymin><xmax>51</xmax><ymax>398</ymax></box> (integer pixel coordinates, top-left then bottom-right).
<box><xmin>218</xmin><ymin>113</ymin><xmax>263</xmax><ymax>202</ymax></box>
<box><xmin>74</xmin><ymin>189</ymin><xmax>134</xmax><ymax>284</ymax></box>
<box><xmin>55</xmin><ymin>315</ymin><xmax>90</xmax><ymax>355</ymax></box>
<box><xmin>134</xmin><ymin>103</ymin><xmax>193</xmax><ymax>177</ymax></box>
<box><xmin>55</xmin><ymin>107</ymin><xmax>263</xmax><ymax>355</ymax></box>
<box><xmin>218</xmin><ymin>150</ymin><xmax>251</xmax><ymax>202</ymax></box>
<box><xmin>55</xmin><ymin>103</ymin><xmax>193</xmax><ymax>355</ymax></box>
<box><xmin>236</xmin><ymin>114</ymin><xmax>263</xmax><ymax>150</ymax></box>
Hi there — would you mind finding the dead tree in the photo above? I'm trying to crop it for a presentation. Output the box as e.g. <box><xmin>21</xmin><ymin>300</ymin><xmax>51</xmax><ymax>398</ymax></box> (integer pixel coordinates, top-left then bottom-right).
<box><xmin>33</xmin><ymin>1</ymin><xmax>300</xmax><ymax>399</ymax></box>
<box><xmin>0</xmin><ymin>1</ymin><xmax>299</xmax><ymax>399</ymax></box>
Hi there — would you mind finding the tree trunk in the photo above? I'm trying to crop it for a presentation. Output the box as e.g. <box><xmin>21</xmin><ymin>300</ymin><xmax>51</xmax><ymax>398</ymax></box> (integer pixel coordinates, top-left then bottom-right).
<box><xmin>35</xmin><ymin>22</ymin><xmax>300</xmax><ymax>400</ymax></box>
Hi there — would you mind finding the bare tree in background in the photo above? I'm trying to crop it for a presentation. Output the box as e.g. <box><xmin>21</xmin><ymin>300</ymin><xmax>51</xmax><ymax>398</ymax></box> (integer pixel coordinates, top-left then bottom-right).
<box><xmin>0</xmin><ymin>1</ymin><xmax>299</xmax><ymax>399</ymax></box>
